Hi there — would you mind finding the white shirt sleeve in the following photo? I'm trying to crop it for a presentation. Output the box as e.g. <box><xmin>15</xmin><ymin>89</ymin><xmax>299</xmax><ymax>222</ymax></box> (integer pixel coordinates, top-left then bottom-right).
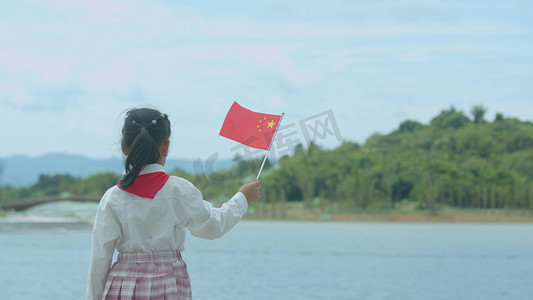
<box><xmin>183</xmin><ymin>185</ymin><xmax>248</xmax><ymax>240</ymax></box>
<box><xmin>86</xmin><ymin>197</ymin><xmax>122</xmax><ymax>300</ymax></box>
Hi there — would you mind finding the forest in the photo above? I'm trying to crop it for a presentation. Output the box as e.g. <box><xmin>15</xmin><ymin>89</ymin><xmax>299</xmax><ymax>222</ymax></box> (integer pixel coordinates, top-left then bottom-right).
<box><xmin>2</xmin><ymin>106</ymin><xmax>533</xmax><ymax>216</ymax></box>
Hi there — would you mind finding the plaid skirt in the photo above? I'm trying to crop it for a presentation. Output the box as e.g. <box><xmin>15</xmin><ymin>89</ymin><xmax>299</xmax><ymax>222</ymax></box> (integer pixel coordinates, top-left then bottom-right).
<box><xmin>102</xmin><ymin>250</ymin><xmax>192</xmax><ymax>300</ymax></box>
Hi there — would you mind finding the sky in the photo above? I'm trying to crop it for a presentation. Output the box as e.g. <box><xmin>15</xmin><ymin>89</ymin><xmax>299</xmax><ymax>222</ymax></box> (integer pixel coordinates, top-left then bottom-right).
<box><xmin>0</xmin><ymin>0</ymin><xmax>532</xmax><ymax>161</ymax></box>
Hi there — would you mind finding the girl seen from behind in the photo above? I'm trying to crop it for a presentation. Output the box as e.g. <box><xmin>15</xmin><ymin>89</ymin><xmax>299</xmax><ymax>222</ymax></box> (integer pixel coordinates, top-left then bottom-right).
<box><xmin>86</xmin><ymin>108</ymin><xmax>260</xmax><ymax>300</ymax></box>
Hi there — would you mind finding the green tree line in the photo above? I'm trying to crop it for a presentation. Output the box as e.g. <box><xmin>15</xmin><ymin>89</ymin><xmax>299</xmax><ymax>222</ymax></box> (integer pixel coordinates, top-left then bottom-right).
<box><xmin>2</xmin><ymin>106</ymin><xmax>533</xmax><ymax>213</ymax></box>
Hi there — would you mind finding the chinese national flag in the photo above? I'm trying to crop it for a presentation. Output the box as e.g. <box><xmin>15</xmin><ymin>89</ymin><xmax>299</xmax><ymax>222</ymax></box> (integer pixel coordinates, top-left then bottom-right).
<box><xmin>220</xmin><ymin>101</ymin><xmax>282</xmax><ymax>150</ymax></box>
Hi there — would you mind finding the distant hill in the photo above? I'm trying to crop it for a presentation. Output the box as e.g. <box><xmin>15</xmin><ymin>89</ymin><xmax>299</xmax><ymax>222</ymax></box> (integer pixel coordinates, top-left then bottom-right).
<box><xmin>3</xmin><ymin>108</ymin><xmax>533</xmax><ymax>213</ymax></box>
<box><xmin>0</xmin><ymin>153</ymin><xmax>235</xmax><ymax>187</ymax></box>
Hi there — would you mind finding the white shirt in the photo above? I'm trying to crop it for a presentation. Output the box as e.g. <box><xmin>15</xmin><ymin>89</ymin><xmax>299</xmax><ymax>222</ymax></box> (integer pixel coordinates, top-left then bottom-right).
<box><xmin>86</xmin><ymin>164</ymin><xmax>248</xmax><ymax>300</ymax></box>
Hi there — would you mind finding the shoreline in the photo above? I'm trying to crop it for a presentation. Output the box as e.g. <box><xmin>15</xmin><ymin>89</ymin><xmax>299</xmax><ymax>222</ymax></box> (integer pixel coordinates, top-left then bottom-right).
<box><xmin>0</xmin><ymin>214</ymin><xmax>531</xmax><ymax>227</ymax></box>
<box><xmin>245</xmin><ymin>214</ymin><xmax>533</xmax><ymax>223</ymax></box>
<box><xmin>244</xmin><ymin>203</ymin><xmax>533</xmax><ymax>223</ymax></box>
<box><xmin>1</xmin><ymin>205</ymin><xmax>532</xmax><ymax>224</ymax></box>
<box><xmin>244</xmin><ymin>214</ymin><xmax>533</xmax><ymax>223</ymax></box>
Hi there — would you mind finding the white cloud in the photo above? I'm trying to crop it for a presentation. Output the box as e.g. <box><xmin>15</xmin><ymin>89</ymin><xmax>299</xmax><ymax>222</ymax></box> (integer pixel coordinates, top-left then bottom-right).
<box><xmin>0</xmin><ymin>50</ymin><xmax>74</xmax><ymax>82</ymax></box>
<box><xmin>0</xmin><ymin>0</ymin><xmax>531</xmax><ymax>159</ymax></box>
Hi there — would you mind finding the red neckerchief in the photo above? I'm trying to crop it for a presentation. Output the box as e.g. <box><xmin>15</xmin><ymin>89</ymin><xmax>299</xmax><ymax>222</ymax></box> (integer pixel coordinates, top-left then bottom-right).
<box><xmin>118</xmin><ymin>172</ymin><xmax>170</xmax><ymax>199</ymax></box>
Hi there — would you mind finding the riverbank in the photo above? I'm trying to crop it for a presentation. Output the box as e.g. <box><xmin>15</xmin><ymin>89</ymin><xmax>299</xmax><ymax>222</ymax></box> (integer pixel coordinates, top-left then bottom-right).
<box><xmin>244</xmin><ymin>202</ymin><xmax>533</xmax><ymax>223</ymax></box>
<box><xmin>0</xmin><ymin>216</ymin><xmax>92</xmax><ymax>231</ymax></box>
<box><xmin>1</xmin><ymin>200</ymin><xmax>532</xmax><ymax>224</ymax></box>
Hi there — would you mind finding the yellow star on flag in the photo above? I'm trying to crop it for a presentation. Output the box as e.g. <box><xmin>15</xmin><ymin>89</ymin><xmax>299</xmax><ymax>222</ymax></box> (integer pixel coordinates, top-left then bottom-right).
<box><xmin>267</xmin><ymin>120</ymin><xmax>276</xmax><ymax>128</ymax></box>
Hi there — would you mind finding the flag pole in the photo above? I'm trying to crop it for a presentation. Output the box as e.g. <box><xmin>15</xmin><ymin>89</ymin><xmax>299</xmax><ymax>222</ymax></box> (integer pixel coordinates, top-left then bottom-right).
<box><xmin>256</xmin><ymin>112</ymin><xmax>285</xmax><ymax>180</ymax></box>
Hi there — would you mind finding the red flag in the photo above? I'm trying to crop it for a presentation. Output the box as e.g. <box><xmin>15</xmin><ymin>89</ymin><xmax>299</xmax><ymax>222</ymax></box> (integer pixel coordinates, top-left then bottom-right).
<box><xmin>219</xmin><ymin>101</ymin><xmax>282</xmax><ymax>150</ymax></box>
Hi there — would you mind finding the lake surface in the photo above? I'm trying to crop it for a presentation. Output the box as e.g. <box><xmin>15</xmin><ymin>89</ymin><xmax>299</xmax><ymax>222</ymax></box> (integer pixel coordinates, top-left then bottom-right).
<box><xmin>1</xmin><ymin>221</ymin><xmax>532</xmax><ymax>300</ymax></box>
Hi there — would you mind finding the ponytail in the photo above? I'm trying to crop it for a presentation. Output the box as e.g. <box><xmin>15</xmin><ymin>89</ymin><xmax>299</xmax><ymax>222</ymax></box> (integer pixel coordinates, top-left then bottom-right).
<box><xmin>118</xmin><ymin>108</ymin><xmax>171</xmax><ymax>190</ymax></box>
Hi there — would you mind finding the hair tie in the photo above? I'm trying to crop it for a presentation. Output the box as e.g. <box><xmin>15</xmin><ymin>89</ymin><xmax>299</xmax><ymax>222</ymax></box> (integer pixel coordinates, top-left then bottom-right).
<box><xmin>152</xmin><ymin>119</ymin><xmax>157</xmax><ymax>125</ymax></box>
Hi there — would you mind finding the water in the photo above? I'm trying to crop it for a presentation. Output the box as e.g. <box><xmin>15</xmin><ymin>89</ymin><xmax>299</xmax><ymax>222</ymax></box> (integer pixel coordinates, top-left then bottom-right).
<box><xmin>1</xmin><ymin>220</ymin><xmax>532</xmax><ymax>300</ymax></box>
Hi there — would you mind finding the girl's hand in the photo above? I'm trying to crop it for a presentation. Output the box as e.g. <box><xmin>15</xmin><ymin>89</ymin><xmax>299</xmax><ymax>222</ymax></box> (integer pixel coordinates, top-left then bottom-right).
<box><xmin>239</xmin><ymin>180</ymin><xmax>260</xmax><ymax>202</ymax></box>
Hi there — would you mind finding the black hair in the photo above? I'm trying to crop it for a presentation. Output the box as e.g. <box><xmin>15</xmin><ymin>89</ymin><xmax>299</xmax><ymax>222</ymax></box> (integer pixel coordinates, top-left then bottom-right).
<box><xmin>118</xmin><ymin>108</ymin><xmax>171</xmax><ymax>190</ymax></box>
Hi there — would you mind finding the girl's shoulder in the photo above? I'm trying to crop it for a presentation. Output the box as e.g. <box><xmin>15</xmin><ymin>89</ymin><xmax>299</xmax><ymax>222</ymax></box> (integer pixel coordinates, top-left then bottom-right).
<box><xmin>95</xmin><ymin>185</ymin><xmax>123</xmax><ymax>209</ymax></box>
<box><xmin>166</xmin><ymin>175</ymin><xmax>197</xmax><ymax>190</ymax></box>
<box><xmin>163</xmin><ymin>175</ymin><xmax>201</xmax><ymax>199</ymax></box>
<box><xmin>101</xmin><ymin>184</ymin><xmax>125</xmax><ymax>200</ymax></box>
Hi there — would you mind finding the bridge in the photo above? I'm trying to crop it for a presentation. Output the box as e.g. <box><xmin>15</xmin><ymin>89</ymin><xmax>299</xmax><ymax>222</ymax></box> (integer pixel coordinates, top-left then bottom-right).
<box><xmin>1</xmin><ymin>195</ymin><xmax>101</xmax><ymax>211</ymax></box>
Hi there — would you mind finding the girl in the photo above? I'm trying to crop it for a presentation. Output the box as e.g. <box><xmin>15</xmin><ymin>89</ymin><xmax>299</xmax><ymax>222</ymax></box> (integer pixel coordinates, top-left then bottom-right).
<box><xmin>86</xmin><ymin>108</ymin><xmax>260</xmax><ymax>300</ymax></box>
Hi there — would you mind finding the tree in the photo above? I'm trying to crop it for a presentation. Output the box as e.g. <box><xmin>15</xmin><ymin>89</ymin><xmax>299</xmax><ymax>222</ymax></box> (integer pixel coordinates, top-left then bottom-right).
<box><xmin>430</xmin><ymin>107</ymin><xmax>471</xmax><ymax>129</ymax></box>
<box><xmin>4</xmin><ymin>105</ymin><xmax>533</xmax><ymax>214</ymax></box>
<box><xmin>398</xmin><ymin>120</ymin><xmax>424</xmax><ymax>133</ymax></box>
<box><xmin>471</xmin><ymin>105</ymin><xmax>487</xmax><ymax>124</ymax></box>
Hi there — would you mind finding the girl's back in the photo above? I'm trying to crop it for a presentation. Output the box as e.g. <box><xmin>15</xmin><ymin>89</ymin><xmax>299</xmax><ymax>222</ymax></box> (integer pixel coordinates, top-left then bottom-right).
<box><xmin>86</xmin><ymin>108</ymin><xmax>259</xmax><ymax>300</ymax></box>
